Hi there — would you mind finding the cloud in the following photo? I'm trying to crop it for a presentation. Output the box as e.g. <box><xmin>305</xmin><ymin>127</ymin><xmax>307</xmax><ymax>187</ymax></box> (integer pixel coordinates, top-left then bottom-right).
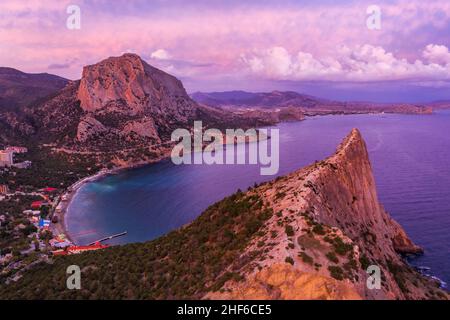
<box><xmin>48</xmin><ymin>63</ymin><xmax>71</xmax><ymax>69</ymax></box>
<box><xmin>150</xmin><ymin>49</ymin><xmax>171</xmax><ymax>60</ymax></box>
<box><xmin>422</xmin><ymin>44</ymin><xmax>450</xmax><ymax>65</ymax></box>
<box><xmin>241</xmin><ymin>44</ymin><xmax>450</xmax><ymax>82</ymax></box>
<box><xmin>2</xmin><ymin>0</ymin><xmax>450</xmax><ymax>90</ymax></box>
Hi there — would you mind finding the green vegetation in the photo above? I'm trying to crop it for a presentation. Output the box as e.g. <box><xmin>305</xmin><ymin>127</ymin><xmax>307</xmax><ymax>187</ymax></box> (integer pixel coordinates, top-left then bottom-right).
<box><xmin>325</xmin><ymin>252</ymin><xmax>339</xmax><ymax>264</ymax></box>
<box><xmin>285</xmin><ymin>225</ymin><xmax>295</xmax><ymax>237</ymax></box>
<box><xmin>328</xmin><ymin>266</ymin><xmax>344</xmax><ymax>280</ymax></box>
<box><xmin>285</xmin><ymin>257</ymin><xmax>294</xmax><ymax>265</ymax></box>
<box><xmin>0</xmin><ymin>190</ymin><xmax>274</xmax><ymax>299</ymax></box>
<box><xmin>298</xmin><ymin>252</ymin><xmax>314</xmax><ymax>265</ymax></box>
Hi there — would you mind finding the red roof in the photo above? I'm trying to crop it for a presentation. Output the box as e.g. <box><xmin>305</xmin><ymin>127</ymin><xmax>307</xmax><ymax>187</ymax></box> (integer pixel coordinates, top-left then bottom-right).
<box><xmin>52</xmin><ymin>243</ymin><xmax>109</xmax><ymax>256</ymax></box>
<box><xmin>31</xmin><ymin>201</ymin><xmax>43</xmax><ymax>208</ymax></box>
<box><xmin>43</xmin><ymin>187</ymin><xmax>57</xmax><ymax>192</ymax></box>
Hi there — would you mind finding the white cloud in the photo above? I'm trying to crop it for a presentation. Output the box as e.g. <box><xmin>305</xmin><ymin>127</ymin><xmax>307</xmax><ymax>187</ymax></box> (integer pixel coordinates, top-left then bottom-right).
<box><xmin>150</xmin><ymin>49</ymin><xmax>171</xmax><ymax>60</ymax></box>
<box><xmin>242</xmin><ymin>44</ymin><xmax>450</xmax><ymax>82</ymax></box>
<box><xmin>423</xmin><ymin>44</ymin><xmax>450</xmax><ymax>65</ymax></box>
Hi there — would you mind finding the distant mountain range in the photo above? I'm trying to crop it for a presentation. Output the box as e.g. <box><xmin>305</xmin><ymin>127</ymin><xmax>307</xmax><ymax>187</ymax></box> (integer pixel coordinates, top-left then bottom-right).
<box><xmin>191</xmin><ymin>90</ymin><xmax>434</xmax><ymax>115</ymax></box>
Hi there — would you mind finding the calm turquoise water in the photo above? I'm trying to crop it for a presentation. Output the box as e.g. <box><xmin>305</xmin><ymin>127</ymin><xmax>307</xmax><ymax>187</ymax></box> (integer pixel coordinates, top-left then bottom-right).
<box><xmin>67</xmin><ymin>111</ymin><xmax>450</xmax><ymax>286</ymax></box>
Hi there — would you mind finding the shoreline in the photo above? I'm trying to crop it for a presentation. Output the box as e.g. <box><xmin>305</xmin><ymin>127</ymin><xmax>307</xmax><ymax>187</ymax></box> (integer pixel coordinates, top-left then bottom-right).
<box><xmin>52</xmin><ymin>150</ymin><xmax>173</xmax><ymax>245</ymax></box>
<box><xmin>53</xmin><ymin>111</ymin><xmax>435</xmax><ymax>246</ymax></box>
<box><xmin>54</xmin><ymin>129</ymin><xmax>270</xmax><ymax>245</ymax></box>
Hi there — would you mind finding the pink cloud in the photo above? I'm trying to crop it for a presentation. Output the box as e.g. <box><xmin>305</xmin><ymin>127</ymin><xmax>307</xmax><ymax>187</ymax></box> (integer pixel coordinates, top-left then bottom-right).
<box><xmin>242</xmin><ymin>44</ymin><xmax>450</xmax><ymax>81</ymax></box>
<box><xmin>1</xmin><ymin>0</ymin><xmax>450</xmax><ymax>89</ymax></box>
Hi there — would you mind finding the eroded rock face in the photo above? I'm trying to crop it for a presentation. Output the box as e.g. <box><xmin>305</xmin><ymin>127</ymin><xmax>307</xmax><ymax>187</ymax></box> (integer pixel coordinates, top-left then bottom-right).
<box><xmin>208</xmin><ymin>263</ymin><xmax>361</xmax><ymax>300</ymax></box>
<box><xmin>122</xmin><ymin>118</ymin><xmax>160</xmax><ymax>142</ymax></box>
<box><xmin>76</xmin><ymin>115</ymin><xmax>107</xmax><ymax>142</ymax></box>
<box><xmin>77</xmin><ymin>53</ymin><xmax>195</xmax><ymax>118</ymax></box>
<box><xmin>74</xmin><ymin>54</ymin><xmax>199</xmax><ymax>149</ymax></box>
<box><xmin>207</xmin><ymin>129</ymin><xmax>447</xmax><ymax>300</ymax></box>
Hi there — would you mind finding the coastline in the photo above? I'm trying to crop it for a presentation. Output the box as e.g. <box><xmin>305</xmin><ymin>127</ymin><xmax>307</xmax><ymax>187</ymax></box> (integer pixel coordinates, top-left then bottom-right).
<box><xmin>53</xmin><ymin>111</ymin><xmax>434</xmax><ymax>246</ymax></box>
<box><xmin>52</xmin><ymin>150</ymin><xmax>173</xmax><ymax>245</ymax></box>
<box><xmin>54</xmin><ymin>129</ymin><xmax>271</xmax><ymax>244</ymax></box>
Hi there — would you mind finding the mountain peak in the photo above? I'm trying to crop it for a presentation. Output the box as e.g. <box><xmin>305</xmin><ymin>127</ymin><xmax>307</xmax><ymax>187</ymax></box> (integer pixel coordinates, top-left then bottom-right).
<box><xmin>77</xmin><ymin>53</ymin><xmax>189</xmax><ymax>113</ymax></box>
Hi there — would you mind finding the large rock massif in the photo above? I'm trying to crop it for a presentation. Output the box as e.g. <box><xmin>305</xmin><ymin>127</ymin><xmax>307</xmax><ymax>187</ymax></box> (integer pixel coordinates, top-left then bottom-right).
<box><xmin>206</xmin><ymin>129</ymin><xmax>444</xmax><ymax>300</ymax></box>
<box><xmin>22</xmin><ymin>54</ymin><xmax>275</xmax><ymax>165</ymax></box>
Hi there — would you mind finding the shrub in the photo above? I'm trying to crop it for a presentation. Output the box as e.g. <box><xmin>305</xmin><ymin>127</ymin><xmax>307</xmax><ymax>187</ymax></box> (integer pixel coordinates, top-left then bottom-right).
<box><xmin>328</xmin><ymin>266</ymin><xmax>344</xmax><ymax>280</ymax></box>
<box><xmin>312</xmin><ymin>223</ymin><xmax>326</xmax><ymax>235</ymax></box>
<box><xmin>285</xmin><ymin>257</ymin><xmax>294</xmax><ymax>265</ymax></box>
<box><xmin>299</xmin><ymin>252</ymin><xmax>314</xmax><ymax>265</ymax></box>
<box><xmin>285</xmin><ymin>225</ymin><xmax>295</xmax><ymax>237</ymax></box>
<box><xmin>326</xmin><ymin>252</ymin><xmax>339</xmax><ymax>264</ymax></box>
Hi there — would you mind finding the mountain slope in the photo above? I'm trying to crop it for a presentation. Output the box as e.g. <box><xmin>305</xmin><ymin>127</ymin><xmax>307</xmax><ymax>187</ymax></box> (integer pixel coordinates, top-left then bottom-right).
<box><xmin>24</xmin><ymin>54</ymin><xmax>274</xmax><ymax>163</ymax></box>
<box><xmin>0</xmin><ymin>67</ymin><xmax>68</xmax><ymax>111</ymax></box>
<box><xmin>1</xmin><ymin>129</ymin><xmax>446</xmax><ymax>300</ymax></box>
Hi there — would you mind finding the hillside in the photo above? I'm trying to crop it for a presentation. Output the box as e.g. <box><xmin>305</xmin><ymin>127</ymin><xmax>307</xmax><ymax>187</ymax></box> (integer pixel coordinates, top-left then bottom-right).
<box><xmin>0</xmin><ymin>129</ymin><xmax>446</xmax><ymax>300</ymax></box>
<box><xmin>0</xmin><ymin>67</ymin><xmax>68</xmax><ymax>111</ymax></box>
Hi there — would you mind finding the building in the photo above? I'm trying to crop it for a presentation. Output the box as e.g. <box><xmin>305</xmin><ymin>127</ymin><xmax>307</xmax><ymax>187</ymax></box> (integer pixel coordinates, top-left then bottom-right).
<box><xmin>31</xmin><ymin>201</ymin><xmax>48</xmax><ymax>209</ymax></box>
<box><xmin>5</xmin><ymin>146</ymin><xmax>28</xmax><ymax>153</ymax></box>
<box><xmin>0</xmin><ymin>150</ymin><xmax>13</xmax><ymax>167</ymax></box>
<box><xmin>52</xmin><ymin>242</ymin><xmax>109</xmax><ymax>256</ymax></box>
<box><xmin>0</xmin><ymin>184</ymin><xmax>9</xmax><ymax>194</ymax></box>
<box><xmin>13</xmin><ymin>161</ymin><xmax>32</xmax><ymax>169</ymax></box>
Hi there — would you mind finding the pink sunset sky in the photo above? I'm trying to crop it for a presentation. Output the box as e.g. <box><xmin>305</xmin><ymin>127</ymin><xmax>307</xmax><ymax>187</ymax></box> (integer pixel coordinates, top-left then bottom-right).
<box><xmin>1</xmin><ymin>0</ymin><xmax>450</xmax><ymax>102</ymax></box>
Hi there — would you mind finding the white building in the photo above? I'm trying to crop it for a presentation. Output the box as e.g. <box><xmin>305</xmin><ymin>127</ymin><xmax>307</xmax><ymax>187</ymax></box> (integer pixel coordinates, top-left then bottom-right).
<box><xmin>0</xmin><ymin>150</ymin><xmax>13</xmax><ymax>167</ymax></box>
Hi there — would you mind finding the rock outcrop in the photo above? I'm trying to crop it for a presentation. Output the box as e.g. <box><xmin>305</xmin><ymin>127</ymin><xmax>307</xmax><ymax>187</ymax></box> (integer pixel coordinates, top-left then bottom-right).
<box><xmin>75</xmin><ymin>53</ymin><xmax>198</xmax><ymax>144</ymax></box>
<box><xmin>207</xmin><ymin>129</ymin><xmax>446</xmax><ymax>300</ymax></box>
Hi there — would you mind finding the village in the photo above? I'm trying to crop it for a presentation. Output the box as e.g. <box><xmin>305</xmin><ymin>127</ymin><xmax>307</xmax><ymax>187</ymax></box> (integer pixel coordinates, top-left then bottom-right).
<box><xmin>0</xmin><ymin>146</ymin><xmax>109</xmax><ymax>284</ymax></box>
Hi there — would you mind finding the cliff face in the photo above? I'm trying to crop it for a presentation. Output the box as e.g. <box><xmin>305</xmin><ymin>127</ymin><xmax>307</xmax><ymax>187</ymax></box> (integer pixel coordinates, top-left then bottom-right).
<box><xmin>207</xmin><ymin>129</ymin><xmax>445</xmax><ymax>300</ymax></box>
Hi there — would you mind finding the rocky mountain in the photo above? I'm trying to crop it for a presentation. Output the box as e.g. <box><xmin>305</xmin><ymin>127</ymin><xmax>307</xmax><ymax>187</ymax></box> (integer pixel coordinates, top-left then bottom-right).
<box><xmin>0</xmin><ymin>67</ymin><xmax>68</xmax><ymax>111</ymax></box>
<box><xmin>9</xmin><ymin>54</ymin><xmax>273</xmax><ymax>166</ymax></box>
<box><xmin>192</xmin><ymin>90</ymin><xmax>433</xmax><ymax>115</ymax></box>
<box><xmin>207</xmin><ymin>129</ymin><xmax>436</xmax><ymax>300</ymax></box>
<box><xmin>1</xmin><ymin>129</ymin><xmax>446</xmax><ymax>300</ymax></box>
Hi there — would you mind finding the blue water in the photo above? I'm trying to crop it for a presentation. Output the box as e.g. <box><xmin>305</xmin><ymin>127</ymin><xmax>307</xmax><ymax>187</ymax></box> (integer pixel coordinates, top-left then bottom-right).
<box><xmin>67</xmin><ymin>111</ymin><xmax>450</xmax><ymax>286</ymax></box>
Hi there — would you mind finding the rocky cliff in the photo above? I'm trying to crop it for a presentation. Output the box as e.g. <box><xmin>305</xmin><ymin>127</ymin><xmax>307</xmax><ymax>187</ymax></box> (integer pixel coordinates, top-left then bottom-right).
<box><xmin>206</xmin><ymin>129</ymin><xmax>445</xmax><ymax>300</ymax></box>
<box><xmin>24</xmin><ymin>54</ymin><xmax>275</xmax><ymax>165</ymax></box>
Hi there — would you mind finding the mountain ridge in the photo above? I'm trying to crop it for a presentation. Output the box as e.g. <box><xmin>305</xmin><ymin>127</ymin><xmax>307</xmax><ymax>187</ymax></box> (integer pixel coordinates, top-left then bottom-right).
<box><xmin>192</xmin><ymin>90</ymin><xmax>433</xmax><ymax>115</ymax></box>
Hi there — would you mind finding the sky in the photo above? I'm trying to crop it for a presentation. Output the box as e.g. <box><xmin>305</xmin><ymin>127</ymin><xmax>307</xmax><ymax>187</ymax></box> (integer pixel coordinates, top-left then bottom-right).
<box><xmin>1</xmin><ymin>0</ymin><xmax>450</xmax><ymax>102</ymax></box>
